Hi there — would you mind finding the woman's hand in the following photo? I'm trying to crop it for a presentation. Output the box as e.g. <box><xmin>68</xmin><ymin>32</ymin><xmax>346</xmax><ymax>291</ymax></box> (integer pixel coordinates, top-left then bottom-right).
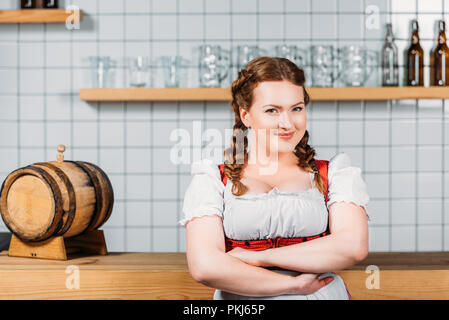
<box><xmin>227</xmin><ymin>247</ymin><xmax>334</xmax><ymax>295</ymax></box>
<box><xmin>227</xmin><ymin>247</ymin><xmax>267</xmax><ymax>267</ymax></box>
<box><xmin>285</xmin><ymin>273</ymin><xmax>334</xmax><ymax>295</ymax></box>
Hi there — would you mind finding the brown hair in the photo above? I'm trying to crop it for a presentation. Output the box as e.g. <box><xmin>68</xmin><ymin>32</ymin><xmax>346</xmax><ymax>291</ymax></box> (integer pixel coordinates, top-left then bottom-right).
<box><xmin>223</xmin><ymin>56</ymin><xmax>326</xmax><ymax>197</ymax></box>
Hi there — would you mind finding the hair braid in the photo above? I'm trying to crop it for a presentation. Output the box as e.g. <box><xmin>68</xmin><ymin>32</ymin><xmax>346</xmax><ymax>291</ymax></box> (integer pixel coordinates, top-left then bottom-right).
<box><xmin>293</xmin><ymin>130</ymin><xmax>325</xmax><ymax>194</ymax></box>
<box><xmin>223</xmin><ymin>73</ymin><xmax>251</xmax><ymax>196</ymax></box>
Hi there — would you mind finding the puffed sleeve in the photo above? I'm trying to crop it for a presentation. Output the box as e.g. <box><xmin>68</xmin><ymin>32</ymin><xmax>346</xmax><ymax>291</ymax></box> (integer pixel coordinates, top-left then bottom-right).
<box><xmin>178</xmin><ymin>158</ymin><xmax>225</xmax><ymax>226</ymax></box>
<box><xmin>326</xmin><ymin>152</ymin><xmax>370</xmax><ymax>220</ymax></box>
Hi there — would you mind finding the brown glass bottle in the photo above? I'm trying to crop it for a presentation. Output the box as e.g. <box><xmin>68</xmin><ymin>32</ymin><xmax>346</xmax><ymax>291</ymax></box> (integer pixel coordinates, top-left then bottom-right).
<box><xmin>406</xmin><ymin>20</ymin><xmax>424</xmax><ymax>86</ymax></box>
<box><xmin>43</xmin><ymin>0</ymin><xmax>58</xmax><ymax>8</ymax></box>
<box><xmin>21</xmin><ymin>0</ymin><xmax>35</xmax><ymax>9</ymax></box>
<box><xmin>32</xmin><ymin>0</ymin><xmax>58</xmax><ymax>8</ymax></box>
<box><xmin>430</xmin><ymin>20</ymin><xmax>449</xmax><ymax>86</ymax></box>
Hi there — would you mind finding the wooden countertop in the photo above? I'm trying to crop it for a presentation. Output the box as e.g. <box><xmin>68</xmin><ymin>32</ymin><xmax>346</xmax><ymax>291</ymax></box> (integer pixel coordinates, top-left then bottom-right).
<box><xmin>1</xmin><ymin>251</ymin><xmax>448</xmax><ymax>299</ymax></box>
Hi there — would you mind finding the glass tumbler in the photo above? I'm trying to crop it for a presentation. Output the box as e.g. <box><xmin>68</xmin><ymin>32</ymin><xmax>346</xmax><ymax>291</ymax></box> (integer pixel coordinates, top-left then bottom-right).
<box><xmin>89</xmin><ymin>56</ymin><xmax>111</xmax><ymax>88</ymax></box>
<box><xmin>160</xmin><ymin>55</ymin><xmax>189</xmax><ymax>87</ymax></box>
<box><xmin>127</xmin><ymin>56</ymin><xmax>150</xmax><ymax>87</ymax></box>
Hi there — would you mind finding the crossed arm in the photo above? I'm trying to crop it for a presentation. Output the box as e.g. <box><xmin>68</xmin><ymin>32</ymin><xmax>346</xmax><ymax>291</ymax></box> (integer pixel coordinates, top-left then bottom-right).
<box><xmin>230</xmin><ymin>201</ymin><xmax>369</xmax><ymax>273</ymax></box>
<box><xmin>186</xmin><ymin>201</ymin><xmax>369</xmax><ymax>296</ymax></box>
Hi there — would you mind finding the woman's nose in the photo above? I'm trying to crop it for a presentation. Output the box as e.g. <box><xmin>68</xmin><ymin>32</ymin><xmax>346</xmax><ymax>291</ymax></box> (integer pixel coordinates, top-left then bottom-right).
<box><xmin>278</xmin><ymin>113</ymin><xmax>293</xmax><ymax>128</ymax></box>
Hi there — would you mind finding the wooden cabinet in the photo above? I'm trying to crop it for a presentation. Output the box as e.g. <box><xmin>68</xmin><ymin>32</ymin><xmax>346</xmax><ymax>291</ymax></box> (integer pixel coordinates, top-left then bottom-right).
<box><xmin>1</xmin><ymin>251</ymin><xmax>448</xmax><ymax>299</ymax></box>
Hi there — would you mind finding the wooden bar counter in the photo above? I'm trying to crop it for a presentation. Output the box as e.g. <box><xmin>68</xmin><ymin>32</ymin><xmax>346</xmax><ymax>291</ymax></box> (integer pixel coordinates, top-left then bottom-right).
<box><xmin>0</xmin><ymin>250</ymin><xmax>448</xmax><ymax>300</ymax></box>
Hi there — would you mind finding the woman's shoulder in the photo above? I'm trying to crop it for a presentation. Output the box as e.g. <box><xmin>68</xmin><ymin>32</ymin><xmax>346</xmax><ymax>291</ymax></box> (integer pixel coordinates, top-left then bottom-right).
<box><xmin>324</xmin><ymin>152</ymin><xmax>363</xmax><ymax>178</ymax></box>
<box><xmin>190</xmin><ymin>157</ymin><xmax>222</xmax><ymax>181</ymax></box>
<box><xmin>324</xmin><ymin>152</ymin><xmax>370</xmax><ymax>215</ymax></box>
<box><xmin>180</xmin><ymin>158</ymin><xmax>225</xmax><ymax>227</ymax></box>
<box><xmin>328</xmin><ymin>152</ymin><xmax>352</xmax><ymax>169</ymax></box>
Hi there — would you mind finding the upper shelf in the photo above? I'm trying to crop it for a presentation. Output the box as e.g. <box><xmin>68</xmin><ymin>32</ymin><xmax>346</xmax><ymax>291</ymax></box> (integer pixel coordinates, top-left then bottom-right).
<box><xmin>0</xmin><ymin>9</ymin><xmax>82</xmax><ymax>23</ymax></box>
<box><xmin>79</xmin><ymin>87</ymin><xmax>449</xmax><ymax>102</ymax></box>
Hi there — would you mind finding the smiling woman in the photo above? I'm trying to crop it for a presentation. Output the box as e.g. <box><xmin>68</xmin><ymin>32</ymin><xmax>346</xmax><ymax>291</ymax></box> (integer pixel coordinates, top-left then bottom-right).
<box><xmin>180</xmin><ymin>57</ymin><xmax>370</xmax><ymax>300</ymax></box>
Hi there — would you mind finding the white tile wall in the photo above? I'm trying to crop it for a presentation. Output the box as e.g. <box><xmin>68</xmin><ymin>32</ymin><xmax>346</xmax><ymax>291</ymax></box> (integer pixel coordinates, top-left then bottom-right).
<box><xmin>152</xmin><ymin>227</ymin><xmax>177</xmax><ymax>252</ymax></box>
<box><xmin>20</xmin><ymin>69</ymin><xmax>44</xmax><ymax>93</ymax></box>
<box><xmin>0</xmin><ymin>0</ymin><xmax>448</xmax><ymax>253</ymax></box>
<box><xmin>153</xmin><ymin>0</ymin><xmax>177</xmax><ymax>14</ymax></box>
<box><xmin>391</xmin><ymin>226</ymin><xmax>415</xmax><ymax>251</ymax></box>
<box><xmin>312</xmin><ymin>14</ymin><xmax>337</xmax><ymax>39</ymax></box>
<box><xmin>46</xmin><ymin>95</ymin><xmax>72</xmax><ymax>121</ymax></box>
<box><xmin>99</xmin><ymin>148</ymin><xmax>125</xmax><ymax>173</ymax></box>
<box><xmin>338</xmin><ymin>120</ymin><xmax>364</xmax><ymax>145</ymax></box>
<box><xmin>126</xmin><ymin>228</ymin><xmax>151</xmax><ymax>251</ymax></box>
<box><xmin>20</xmin><ymin>43</ymin><xmax>44</xmax><ymax>67</ymax></box>
<box><xmin>153</xmin><ymin>201</ymin><xmax>179</xmax><ymax>226</ymax></box>
<box><xmin>126</xmin><ymin>201</ymin><xmax>151</xmax><ymax>226</ymax></box>
<box><xmin>365</xmin><ymin>146</ymin><xmax>390</xmax><ymax>171</ymax></box>
<box><xmin>391</xmin><ymin>199</ymin><xmax>416</xmax><ymax>225</ymax></box>
<box><xmin>20</xmin><ymin>96</ymin><xmax>45</xmax><ymax>120</ymax></box>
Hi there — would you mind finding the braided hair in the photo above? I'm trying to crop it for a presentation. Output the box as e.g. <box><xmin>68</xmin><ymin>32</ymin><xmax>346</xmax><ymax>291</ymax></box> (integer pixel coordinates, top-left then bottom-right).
<box><xmin>223</xmin><ymin>56</ymin><xmax>326</xmax><ymax>197</ymax></box>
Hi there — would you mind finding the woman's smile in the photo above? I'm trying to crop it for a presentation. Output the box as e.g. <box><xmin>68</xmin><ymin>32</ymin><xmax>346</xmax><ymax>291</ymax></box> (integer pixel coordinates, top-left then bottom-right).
<box><xmin>276</xmin><ymin>132</ymin><xmax>295</xmax><ymax>140</ymax></box>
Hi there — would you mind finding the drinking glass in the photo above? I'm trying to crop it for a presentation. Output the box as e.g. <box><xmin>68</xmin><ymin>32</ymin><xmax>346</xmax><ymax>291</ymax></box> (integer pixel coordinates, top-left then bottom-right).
<box><xmin>127</xmin><ymin>56</ymin><xmax>150</xmax><ymax>87</ymax></box>
<box><xmin>160</xmin><ymin>55</ymin><xmax>189</xmax><ymax>87</ymax></box>
<box><xmin>336</xmin><ymin>45</ymin><xmax>378</xmax><ymax>86</ymax></box>
<box><xmin>310</xmin><ymin>45</ymin><xmax>336</xmax><ymax>87</ymax></box>
<box><xmin>198</xmin><ymin>45</ymin><xmax>230</xmax><ymax>87</ymax></box>
<box><xmin>235</xmin><ymin>45</ymin><xmax>268</xmax><ymax>70</ymax></box>
<box><xmin>89</xmin><ymin>56</ymin><xmax>111</xmax><ymax>88</ymax></box>
<box><xmin>274</xmin><ymin>45</ymin><xmax>308</xmax><ymax>68</ymax></box>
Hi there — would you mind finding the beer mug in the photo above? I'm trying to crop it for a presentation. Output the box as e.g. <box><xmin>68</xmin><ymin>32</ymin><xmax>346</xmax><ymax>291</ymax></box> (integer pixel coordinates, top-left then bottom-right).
<box><xmin>310</xmin><ymin>45</ymin><xmax>337</xmax><ymax>87</ymax></box>
<box><xmin>336</xmin><ymin>45</ymin><xmax>378</xmax><ymax>86</ymax></box>
<box><xmin>274</xmin><ymin>45</ymin><xmax>308</xmax><ymax>68</ymax></box>
<box><xmin>198</xmin><ymin>45</ymin><xmax>230</xmax><ymax>87</ymax></box>
<box><xmin>235</xmin><ymin>45</ymin><xmax>268</xmax><ymax>70</ymax></box>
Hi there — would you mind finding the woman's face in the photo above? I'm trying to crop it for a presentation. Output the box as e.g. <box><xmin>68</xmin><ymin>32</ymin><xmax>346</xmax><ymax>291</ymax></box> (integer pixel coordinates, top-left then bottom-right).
<box><xmin>240</xmin><ymin>80</ymin><xmax>306</xmax><ymax>157</ymax></box>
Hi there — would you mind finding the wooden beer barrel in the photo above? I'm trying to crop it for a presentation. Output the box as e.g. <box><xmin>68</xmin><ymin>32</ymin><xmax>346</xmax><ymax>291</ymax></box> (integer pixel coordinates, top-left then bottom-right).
<box><xmin>0</xmin><ymin>145</ymin><xmax>113</xmax><ymax>242</ymax></box>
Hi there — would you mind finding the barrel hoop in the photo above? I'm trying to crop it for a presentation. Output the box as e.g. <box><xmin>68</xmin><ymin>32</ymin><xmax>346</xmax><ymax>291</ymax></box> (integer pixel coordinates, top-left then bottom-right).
<box><xmin>79</xmin><ymin>161</ymin><xmax>114</xmax><ymax>228</ymax></box>
<box><xmin>0</xmin><ymin>166</ymin><xmax>64</xmax><ymax>242</ymax></box>
<box><xmin>33</xmin><ymin>162</ymin><xmax>76</xmax><ymax>237</ymax></box>
<box><xmin>66</xmin><ymin>161</ymin><xmax>102</xmax><ymax>234</ymax></box>
<box><xmin>0</xmin><ymin>167</ymin><xmax>29</xmax><ymax>239</ymax></box>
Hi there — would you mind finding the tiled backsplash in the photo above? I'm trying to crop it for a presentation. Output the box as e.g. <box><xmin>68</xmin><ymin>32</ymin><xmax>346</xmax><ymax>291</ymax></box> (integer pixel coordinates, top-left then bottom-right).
<box><xmin>0</xmin><ymin>0</ymin><xmax>448</xmax><ymax>252</ymax></box>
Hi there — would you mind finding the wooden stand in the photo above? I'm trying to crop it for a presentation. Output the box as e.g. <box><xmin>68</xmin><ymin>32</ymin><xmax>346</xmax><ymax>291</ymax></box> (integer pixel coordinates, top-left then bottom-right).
<box><xmin>7</xmin><ymin>229</ymin><xmax>108</xmax><ymax>260</ymax></box>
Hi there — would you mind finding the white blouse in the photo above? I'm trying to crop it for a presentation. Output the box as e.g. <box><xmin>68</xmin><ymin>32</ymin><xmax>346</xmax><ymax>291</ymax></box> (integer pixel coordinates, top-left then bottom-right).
<box><xmin>179</xmin><ymin>152</ymin><xmax>370</xmax><ymax>300</ymax></box>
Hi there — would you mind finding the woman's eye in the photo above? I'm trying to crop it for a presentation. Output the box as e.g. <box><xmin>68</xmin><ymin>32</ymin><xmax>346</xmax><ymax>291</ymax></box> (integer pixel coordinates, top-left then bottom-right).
<box><xmin>265</xmin><ymin>107</ymin><xmax>303</xmax><ymax>114</ymax></box>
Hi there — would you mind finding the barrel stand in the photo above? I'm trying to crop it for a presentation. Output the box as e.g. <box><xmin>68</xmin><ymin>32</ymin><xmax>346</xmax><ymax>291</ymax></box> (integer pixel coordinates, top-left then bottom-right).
<box><xmin>8</xmin><ymin>229</ymin><xmax>107</xmax><ymax>260</ymax></box>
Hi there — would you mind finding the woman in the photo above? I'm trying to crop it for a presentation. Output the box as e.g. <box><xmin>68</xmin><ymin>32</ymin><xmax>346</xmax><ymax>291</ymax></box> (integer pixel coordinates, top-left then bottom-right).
<box><xmin>179</xmin><ymin>57</ymin><xmax>370</xmax><ymax>300</ymax></box>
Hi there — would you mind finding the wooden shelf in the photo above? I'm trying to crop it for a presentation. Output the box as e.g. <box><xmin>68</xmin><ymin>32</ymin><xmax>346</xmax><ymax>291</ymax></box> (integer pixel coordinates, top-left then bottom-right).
<box><xmin>79</xmin><ymin>87</ymin><xmax>449</xmax><ymax>102</ymax></box>
<box><xmin>310</xmin><ymin>86</ymin><xmax>449</xmax><ymax>101</ymax></box>
<box><xmin>80</xmin><ymin>88</ymin><xmax>232</xmax><ymax>102</ymax></box>
<box><xmin>0</xmin><ymin>9</ymin><xmax>82</xmax><ymax>23</ymax></box>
